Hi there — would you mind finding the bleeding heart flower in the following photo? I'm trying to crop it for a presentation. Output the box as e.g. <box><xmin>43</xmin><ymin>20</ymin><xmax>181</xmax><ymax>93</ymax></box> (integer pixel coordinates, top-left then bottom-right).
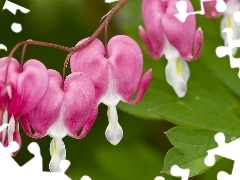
<box><xmin>0</xmin><ymin>57</ymin><xmax>48</xmax><ymax>154</ymax></box>
<box><xmin>20</xmin><ymin>69</ymin><xmax>97</xmax><ymax>172</ymax></box>
<box><xmin>203</xmin><ymin>0</ymin><xmax>240</xmax><ymax>55</ymax></box>
<box><xmin>139</xmin><ymin>0</ymin><xmax>203</xmax><ymax>98</ymax></box>
<box><xmin>70</xmin><ymin>35</ymin><xmax>152</xmax><ymax>145</ymax></box>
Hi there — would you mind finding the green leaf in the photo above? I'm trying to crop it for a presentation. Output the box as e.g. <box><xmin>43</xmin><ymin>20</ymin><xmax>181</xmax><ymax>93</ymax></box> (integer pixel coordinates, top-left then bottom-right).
<box><xmin>117</xmin><ymin>3</ymin><xmax>240</xmax><ymax>123</ymax></box>
<box><xmin>152</xmin><ymin>60</ymin><xmax>240</xmax><ymax>136</ymax></box>
<box><xmin>196</xmin><ymin>15</ymin><xmax>240</xmax><ymax>98</ymax></box>
<box><xmin>163</xmin><ymin>126</ymin><xmax>233</xmax><ymax>177</ymax></box>
<box><xmin>116</xmin><ymin>3</ymin><xmax>240</xmax><ymax>177</ymax></box>
<box><xmin>152</xmin><ymin>60</ymin><xmax>240</xmax><ymax>177</ymax></box>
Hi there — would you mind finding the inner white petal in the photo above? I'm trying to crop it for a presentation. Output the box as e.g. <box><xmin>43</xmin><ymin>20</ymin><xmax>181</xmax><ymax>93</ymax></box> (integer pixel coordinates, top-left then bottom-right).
<box><xmin>105</xmin><ymin>106</ymin><xmax>123</xmax><ymax>145</ymax></box>
<box><xmin>163</xmin><ymin>38</ymin><xmax>190</xmax><ymax>98</ymax></box>
<box><xmin>7</xmin><ymin>115</ymin><xmax>15</xmax><ymax>144</ymax></box>
<box><xmin>49</xmin><ymin>138</ymin><xmax>66</xmax><ymax>172</ymax></box>
<box><xmin>101</xmin><ymin>82</ymin><xmax>120</xmax><ymax>107</ymax></box>
<box><xmin>163</xmin><ymin>38</ymin><xmax>180</xmax><ymax>62</ymax></box>
<box><xmin>6</xmin><ymin>85</ymin><xmax>12</xmax><ymax>99</ymax></box>
<box><xmin>47</xmin><ymin>107</ymin><xmax>67</xmax><ymax>140</ymax></box>
<box><xmin>165</xmin><ymin>57</ymin><xmax>190</xmax><ymax>98</ymax></box>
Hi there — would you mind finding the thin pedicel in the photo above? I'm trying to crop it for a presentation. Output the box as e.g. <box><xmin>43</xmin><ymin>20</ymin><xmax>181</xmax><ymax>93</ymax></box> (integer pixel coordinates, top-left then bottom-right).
<box><xmin>4</xmin><ymin>0</ymin><xmax>129</xmax><ymax>84</ymax></box>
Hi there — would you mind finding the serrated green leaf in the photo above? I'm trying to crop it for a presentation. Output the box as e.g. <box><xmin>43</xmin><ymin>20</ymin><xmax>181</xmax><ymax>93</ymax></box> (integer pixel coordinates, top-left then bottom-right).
<box><xmin>163</xmin><ymin>126</ymin><xmax>231</xmax><ymax>177</ymax></box>
<box><xmin>166</xmin><ymin>126</ymin><xmax>218</xmax><ymax>148</ymax></box>
<box><xmin>115</xmin><ymin>2</ymin><xmax>240</xmax><ymax>177</ymax></box>
<box><xmin>152</xmin><ymin>60</ymin><xmax>240</xmax><ymax>136</ymax></box>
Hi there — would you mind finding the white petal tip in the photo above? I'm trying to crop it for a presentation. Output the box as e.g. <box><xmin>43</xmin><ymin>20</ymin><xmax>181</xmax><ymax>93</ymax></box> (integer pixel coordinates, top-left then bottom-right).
<box><xmin>49</xmin><ymin>139</ymin><xmax>66</xmax><ymax>172</ymax></box>
<box><xmin>49</xmin><ymin>161</ymin><xmax>61</xmax><ymax>172</ymax></box>
<box><xmin>105</xmin><ymin>123</ymin><xmax>123</xmax><ymax>145</ymax></box>
<box><xmin>165</xmin><ymin>58</ymin><xmax>189</xmax><ymax>98</ymax></box>
<box><xmin>6</xmin><ymin>85</ymin><xmax>12</xmax><ymax>99</ymax></box>
<box><xmin>175</xmin><ymin>83</ymin><xmax>187</xmax><ymax>98</ymax></box>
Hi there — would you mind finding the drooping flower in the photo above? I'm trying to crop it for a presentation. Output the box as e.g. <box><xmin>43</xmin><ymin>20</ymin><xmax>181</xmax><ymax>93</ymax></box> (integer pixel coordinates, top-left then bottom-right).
<box><xmin>139</xmin><ymin>0</ymin><xmax>203</xmax><ymax>98</ymax></box>
<box><xmin>0</xmin><ymin>57</ymin><xmax>48</xmax><ymax>154</ymax></box>
<box><xmin>70</xmin><ymin>35</ymin><xmax>152</xmax><ymax>145</ymax></box>
<box><xmin>203</xmin><ymin>0</ymin><xmax>240</xmax><ymax>55</ymax></box>
<box><xmin>20</xmin><ymin>69</ymin><xmax>97</xmax><ymax>172</ymax></box>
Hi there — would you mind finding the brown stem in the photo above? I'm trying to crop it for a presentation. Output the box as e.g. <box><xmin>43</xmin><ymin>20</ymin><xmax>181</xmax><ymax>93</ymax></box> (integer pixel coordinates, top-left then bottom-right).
<box><xmin>21</xmin><ymin>43</ymin><xmax>28</xmax><ymax>66</ymax></box>
<box><xmin>9</xmin><ymin>40</ymin><xmax>71</xmax><ymax>60</ymax></box>
<box><xmin>4</xmin><ymin>40</ymin><xmax>72</xmax><ymax>83</ymax></box>
<box><xmin>20</xmin><ymin>41</ymin><xmax>30</xmax><ymax>72</ymax></box>
<box><xmin>5</xmin><ymin>0</ymin><xmax>129</xmax><ymax>84</ymax></box>
<box><xmin>104</xmin><ymin>20</ymin><xmax>109</xmax><ymax>58</ymax></box>
<box><xmin>62</xmin><ymin>52</ymin><xmax>74</xmax><ymax>82</ymax></box>
<box><xmin>62</xmin><ymin>0</ymin><xmax>129</xmax><ymax>80</ymax></box>
<box><xmin>69</xmin><ymin>0</ymin><xmax>129</xmax><ymax>53</ymax></box>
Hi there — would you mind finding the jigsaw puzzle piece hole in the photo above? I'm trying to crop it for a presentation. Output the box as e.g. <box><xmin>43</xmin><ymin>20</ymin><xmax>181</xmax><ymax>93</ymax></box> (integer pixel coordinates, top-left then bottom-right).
<box><xmin>216</xmin><ymin>46</ymin><xmax>228</xmax><ymax>58</ymax></box>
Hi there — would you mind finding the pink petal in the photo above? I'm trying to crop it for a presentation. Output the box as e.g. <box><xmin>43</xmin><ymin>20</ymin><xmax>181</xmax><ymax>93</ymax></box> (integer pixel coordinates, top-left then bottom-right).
<box><xmin>20</xmin><ymin>70</ymin><xmax>64</xmax><ymax>138</ymax></box>
<box><xmin>69</xmin><ymin>107</ymin><xmax>98</xmax><ymax>139</ymax></box>
<box><xmin>107</xmin><ymin>35</ymin><xmax>147</xmax><ymax>102</ymax></box>
<box><xmin>8</xmin><ymin>60</ymin><xmax>49</xmax><ymax>117</ymax></box>
<box><xmin>0</xmin><ymin>82</ymin><xmax>9</xmax><ymax>110</ymax></box>
<box><xmin>0</xmin><ymin>57</ymin><xmax>19</xmax><ymax>109</ymax></box>
<box><xmin>203</xmin><ymin>1</ymin><xmax>224</xmax><ymax>18</ymax></box>
<box><xmin>63</xmin><ymin>72</ymin><xmax>96</xmax><ymax>138</ymax></box>
<box><xmin>139</xmin><ymin>0</ymin><xmax>166</xmax><ymax>59</ymax></box>
<box><xmin>162</xmin><ymin>0</ymin><xmax>203</xmax><ymax>60</ymax></box>
<box><xmin>70</xmin><ymin>38</ymin><xmax>109</xmax><ymax>103</ymax></box>
<box><xmin>191</xmin><ymin>27</ymin><xmax>203</xmax><ymax>60</ymax></box>
<box><xmin>126</xmin><ymin>69</ymin><xmax>152</xmax><ymax>104</ymax></box>
<box><xmin>0</xmin><ymin>57</ymin><xmax>19</xmax><ymax>83</ymax></box>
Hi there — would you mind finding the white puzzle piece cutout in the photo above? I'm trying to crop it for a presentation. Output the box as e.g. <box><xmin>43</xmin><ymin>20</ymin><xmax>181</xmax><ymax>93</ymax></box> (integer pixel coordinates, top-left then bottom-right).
<box><xmin>175</xmin><ymin>0</ymin><xmax>226</xmax><ymax>22</ymax></box>
<box><xmin>0</xmin><ymin>124</ymin><xmax>71</xmax><ymax>180</ymax></box>
<box><xmin>216</xmin><ymin>11</ymin><xmax>240</xmax><ymax>77</ymax></box>
<box><xmin>205</xmin><ymin>132</ymin><xmax>240</xmax><ymax>180</ymax></box>
<box><xmin>154</xmin><ymin>165</ymin><xmax>190</xmax><ymax>180</ymax></box>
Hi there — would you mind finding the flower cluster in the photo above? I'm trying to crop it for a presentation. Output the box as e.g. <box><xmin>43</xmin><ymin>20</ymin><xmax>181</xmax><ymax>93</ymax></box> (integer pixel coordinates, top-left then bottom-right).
<box><xmin>0</xmin><ymin>58</ymin><xmax>48</xmax><ymax>155</ymax></box>
<box><xmin>0</xmin><ymin>35</ymin><xmax>152</xmax><ymax>171</ymax></box>
<box><xmin>139</xmin><ymin>0</ymin><xmax>203</xmax><ymax>98</ymax></box>
<box><xmin>1</xmin><ymin>0</ymin><xmax>213</xmax><ymax>174</ymax></box>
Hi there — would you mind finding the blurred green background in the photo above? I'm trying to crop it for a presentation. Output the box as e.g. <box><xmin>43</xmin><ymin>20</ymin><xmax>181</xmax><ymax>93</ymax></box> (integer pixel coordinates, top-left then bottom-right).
<box><xmin>0</xmin><ymin>0</ymin><xmax>237</xmax><ymax>179</ymax></box>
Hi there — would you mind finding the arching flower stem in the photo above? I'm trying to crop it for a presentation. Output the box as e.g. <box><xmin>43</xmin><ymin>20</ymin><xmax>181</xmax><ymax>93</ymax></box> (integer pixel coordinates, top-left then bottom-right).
<box><xmin>5</xmin><ymin>0</ymin><xmax>129</xmax><ymax>84</ymax></box>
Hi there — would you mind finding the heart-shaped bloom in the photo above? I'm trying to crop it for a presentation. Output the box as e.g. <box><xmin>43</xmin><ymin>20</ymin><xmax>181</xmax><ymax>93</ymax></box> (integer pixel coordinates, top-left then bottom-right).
<box><xmin>139</xmin><ymin>0</ymin><xmax>203</xmax><ymax>97</ymax></box>
<box><xmin>0</xmin><ymin>57</ymin><xmax>48</xmax><ymax>154</ymax></box>
<box><xmin>203</xmin><ymin>0</ymin><xmax>240</xmax><ymax>55</ymax></box>
<box><xmin>70</xmin><ymin>35</ymin><xmax>152</xmax><ymax>145</ymax></box>
<box><xmin>20</xmin><ymin>69</ymin><xmax>97</xmax><ymax>171</ymax></box>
